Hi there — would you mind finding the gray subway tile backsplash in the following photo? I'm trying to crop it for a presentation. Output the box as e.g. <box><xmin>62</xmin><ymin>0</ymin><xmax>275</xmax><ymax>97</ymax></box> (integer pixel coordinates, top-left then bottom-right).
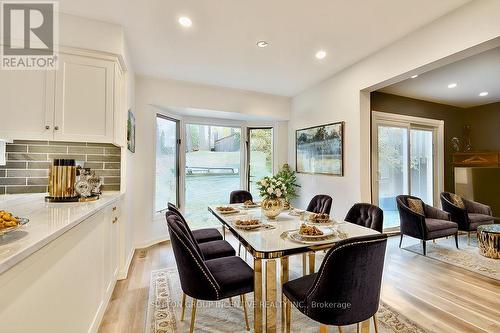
<box><xmin>0</xmin><ymin>140</ymin><xmax>121</xmax><ymax>194</ymax></box>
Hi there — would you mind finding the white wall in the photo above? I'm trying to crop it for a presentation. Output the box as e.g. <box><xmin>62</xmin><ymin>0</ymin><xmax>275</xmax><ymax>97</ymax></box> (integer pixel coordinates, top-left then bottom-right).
<box><xmin>289</xmin><ymin>0</ymin><xmax>500</xmax><ymax>219</ymax></box>
<box><xmin>59</xmin><ymin>13</ymin><xmax>124</xmax><ymax>55</ymax></box>
<box><xmin>132</xmin><ymin>75</ymin><xmax>291</xmax><ymax>247</ymax></box>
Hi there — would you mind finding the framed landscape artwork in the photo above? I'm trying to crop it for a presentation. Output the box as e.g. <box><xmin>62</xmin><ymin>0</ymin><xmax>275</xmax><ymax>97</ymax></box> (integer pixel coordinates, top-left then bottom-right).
<box><xmin>296</xmin><ymin>122</ymin><xmax>344</xmax><ymax>176</ymax></box>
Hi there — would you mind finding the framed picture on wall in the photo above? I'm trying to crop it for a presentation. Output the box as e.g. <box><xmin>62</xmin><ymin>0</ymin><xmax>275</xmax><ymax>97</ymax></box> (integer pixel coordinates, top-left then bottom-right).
<box><xmin>127</xmin><ymin>109</ymin><xmax>136</xmax><ymax>153</ymax></box>
<box><xmin>296</xmin><ymin>122</ymin><xmax>344</xmax><ymax>176</ymax></box>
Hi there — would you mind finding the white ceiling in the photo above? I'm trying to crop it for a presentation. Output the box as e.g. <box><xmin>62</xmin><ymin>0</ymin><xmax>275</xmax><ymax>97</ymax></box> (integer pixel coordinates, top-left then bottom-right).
<box><xmin>380</xmin><ymin>47</ymin><xmax>500</xmax><ymax>108</ymax></box>
<box><xmin>58</xmin><ymin>0</ymin><xmax>470</xmax><ymax>96</ymax></box>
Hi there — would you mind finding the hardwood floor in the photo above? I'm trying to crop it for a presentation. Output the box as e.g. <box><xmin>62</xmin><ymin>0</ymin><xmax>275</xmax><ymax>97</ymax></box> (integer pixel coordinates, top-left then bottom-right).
<box><xmin>98</xmin><ymin>234</ymin><xmax>500</xmax><ymax>333</ymax></box>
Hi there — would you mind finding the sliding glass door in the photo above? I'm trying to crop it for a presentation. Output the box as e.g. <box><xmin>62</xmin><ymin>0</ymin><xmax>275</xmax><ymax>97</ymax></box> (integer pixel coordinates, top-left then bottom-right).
<box><xmin>247</xmin><ymin>128</ymin><xmax>273</xmax><ymax>198</ymax></box>
<box><xmin>155</xmin><ymin>115</ymin><xmax>179</xmax><ymax>212</ymax></box>
<box><xmin>184</xmin><ymin>124</ymin><xmax>242</xmax><ymax>229</ymax></box>
<box><xmin>376</xmin><ymin>125</ymin><xmax>409</xmax><ymax>228</ymax></box>
<box><xmin>373</xmin><ymin>113</ymin><xmax>441</xmax><ymax>230</ymax></box>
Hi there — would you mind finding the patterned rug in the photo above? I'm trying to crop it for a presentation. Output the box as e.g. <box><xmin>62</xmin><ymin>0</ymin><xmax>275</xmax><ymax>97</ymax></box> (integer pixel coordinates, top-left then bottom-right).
<box><xmin>404</xmin><ymin>234</ymin><xmax>498</xmax><ymax>280</ymax></box>
<box><xmin>146</xmin><ymin>267</ymin><xmax>432</xmax><ymax>333</ymax></box>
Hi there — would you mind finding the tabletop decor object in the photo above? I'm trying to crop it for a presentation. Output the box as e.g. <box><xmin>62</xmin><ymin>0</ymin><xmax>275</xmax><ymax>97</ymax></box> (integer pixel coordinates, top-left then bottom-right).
<box><xmin>296</xmin><ymin>122</ymin><xmax>344</xmax><ymax>176</ymax></box>
<box><xmin>257</xmin><ymin>175</ymin><xmax>285</xmax><ymax>219</ymax></box>
<box><xmin>276</xmin><ymin>163</ymin><xmax>301</xmax><ymax>209</ymax></box>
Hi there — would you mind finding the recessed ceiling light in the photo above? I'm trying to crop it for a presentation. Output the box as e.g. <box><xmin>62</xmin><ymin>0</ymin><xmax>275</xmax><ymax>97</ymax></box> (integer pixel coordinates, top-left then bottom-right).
<box><xmin>410</xmin><ymin>74</ymin><xmax>419</xmax><ymax>79</ymax></box>
<box><xmin>315</xmin><ymin>50</ymin><xmax>327</xmax><ymax>60</ymax></box>
<box><xmin>256</xmin><ymin>41</ymin><xmax>269</xmax><ymax>48</ymax></box>
<box><xmin>448</xmin><ymin>83</ymin><xmax>458</xmax><ymax>89</ymax></box>
<box><xmin>479</xmin><ymin>91</ymin><xmax>489</xmax><ymax>97</ymax></box>
<box><xmin>178</xmin><ymin>16</ymin><xmax>192</xmax><ymax>28</ymax></box>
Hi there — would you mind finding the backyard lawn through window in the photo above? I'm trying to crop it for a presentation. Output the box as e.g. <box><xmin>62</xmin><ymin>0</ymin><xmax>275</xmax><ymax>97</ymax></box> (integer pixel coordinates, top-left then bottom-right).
<box><xmin>184</xmin><ymin>124</ymin><xmax>241</xmax><ymax>229</ymax></box>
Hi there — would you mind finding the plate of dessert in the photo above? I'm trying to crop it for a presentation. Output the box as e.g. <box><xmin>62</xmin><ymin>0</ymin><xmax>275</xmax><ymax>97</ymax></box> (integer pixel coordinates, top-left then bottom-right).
<box><xmin>233</xmin><ymin>219</ymin><xmax>263</xmax><ymax>230</ymax></box>
<box><xmin>242</xmin><ymin>200</ymin><xmax>260</xmax><ymax>209</ymax></box>
<box><xmin>0</xmin><ymin>210</ymin><xmax>29</xmax><ymax>236</ymax></box>
<box><xmin>216</xmin><ymin>206</ymin><xmax>240</xmax><ymax>214</ymax></box>
<box><xmin>296</xmin><ymin>223</ymin><xmax>334</xmax><ymax>239</ymax></box>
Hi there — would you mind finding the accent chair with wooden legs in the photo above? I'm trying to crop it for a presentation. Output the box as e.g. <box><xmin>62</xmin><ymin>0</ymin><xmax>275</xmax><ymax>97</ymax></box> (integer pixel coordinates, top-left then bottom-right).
<box><xmin>283</xmin><ymin>234</ymin><xmax>387</xmax><ymax>333</ymax></box>
<box><xmin>397</xmin><ymin>195</ymin><xmax>459</xmax><ymax>255</ymax></box>
<box><xmin>440</xmin><ymin>192</ymin><xmax>495</xmax><ymax>245</ymax></box>
<box><xmin>166</xmin><ymin>214</ymin><xmax>253</xmax><ymax>332</ymax></box>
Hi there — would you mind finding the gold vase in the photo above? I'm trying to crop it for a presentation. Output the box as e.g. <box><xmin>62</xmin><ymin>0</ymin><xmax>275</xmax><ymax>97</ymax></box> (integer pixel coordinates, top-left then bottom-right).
<box><xmin>261</xmin><ymin>198</ymin><xmax>283</xmax><ymax>220</ymax></box>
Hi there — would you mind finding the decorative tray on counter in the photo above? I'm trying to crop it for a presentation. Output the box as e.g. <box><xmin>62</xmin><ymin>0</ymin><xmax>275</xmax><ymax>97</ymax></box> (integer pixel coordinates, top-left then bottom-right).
<box><xmin>44</xmin><ymin>194</ymin><xmax>100</xmax><ymax>203</ymax></box>
<box><xmin>0</xmin><ymin>216</ymin><xmax>29</xmax><ymax>236</ymax></box>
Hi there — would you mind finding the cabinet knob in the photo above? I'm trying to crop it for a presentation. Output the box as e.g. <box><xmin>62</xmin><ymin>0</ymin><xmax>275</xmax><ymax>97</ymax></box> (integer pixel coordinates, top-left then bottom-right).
<box><xmin>112</xmin><ymin>217</ymin><xmax>118</xmax><ymax>224</ymax></box>
<box><xmin>112</xmin><ymin>206</ymin><xmax>117</xmax><ymax>211</ymax></box>
<box><xmin>45</xmin><ymin>125</ymin><xmax>50</xmax><ymax>130</ymax></box>
<box><xmin>54</xmin><ymin>126</ymin><xmax>59</xmax><ymax>131</ymax></box>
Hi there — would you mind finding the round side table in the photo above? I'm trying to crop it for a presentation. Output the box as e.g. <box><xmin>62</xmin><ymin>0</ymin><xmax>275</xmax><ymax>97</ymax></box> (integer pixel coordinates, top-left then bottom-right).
<box><xmin>477</xmin><ymin>224</ymin><xmax>500</xmax><ymax>259</ymax></box>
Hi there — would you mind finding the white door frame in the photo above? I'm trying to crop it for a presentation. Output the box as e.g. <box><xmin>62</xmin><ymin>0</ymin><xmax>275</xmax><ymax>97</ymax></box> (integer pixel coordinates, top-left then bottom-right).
<box><xmin>371</xmin><ymin>111</ymin><xmax>444</xmax><ymax>209</ymax></box>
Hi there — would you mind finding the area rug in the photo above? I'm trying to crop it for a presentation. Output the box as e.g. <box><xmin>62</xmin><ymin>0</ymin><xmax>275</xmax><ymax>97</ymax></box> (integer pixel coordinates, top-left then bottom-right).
<box><xmin>145</xmin><ymin>267</ymin><xmax>432</xmax><ymax>333</ymax></box>
<box><xmin>404</xmin><ymin>235</ymin><xmax>498</xmax><ymax>280</ymax></box>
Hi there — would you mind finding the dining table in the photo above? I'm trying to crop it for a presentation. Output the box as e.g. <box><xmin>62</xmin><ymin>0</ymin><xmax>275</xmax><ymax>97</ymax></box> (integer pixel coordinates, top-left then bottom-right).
<box><xmin>208</xmin><ymin>204</ymin><xmax>381</xmax><ymax>333</ymax></box>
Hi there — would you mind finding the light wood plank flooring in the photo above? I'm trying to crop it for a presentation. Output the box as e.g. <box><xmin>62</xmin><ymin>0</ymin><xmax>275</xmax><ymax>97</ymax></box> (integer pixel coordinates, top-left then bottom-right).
<box><xmin>98</xmin><ymin>234</ymin><xmax>500</xmax><ymax>333</ymax></box>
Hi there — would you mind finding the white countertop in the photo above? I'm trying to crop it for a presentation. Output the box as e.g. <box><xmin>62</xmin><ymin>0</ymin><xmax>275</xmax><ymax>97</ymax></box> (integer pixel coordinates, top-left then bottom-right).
<box><xmin>0</xmin><ymin>192</ymin><xmax>122</xmax><ymax>274</ymax></box>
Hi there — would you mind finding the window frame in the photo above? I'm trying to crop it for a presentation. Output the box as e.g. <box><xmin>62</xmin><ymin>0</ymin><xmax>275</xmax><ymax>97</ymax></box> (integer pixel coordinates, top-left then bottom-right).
<box><xmin>154</xmin><ymin>113</ymin><xmax>181</xmax><ymax>213</ymax></box>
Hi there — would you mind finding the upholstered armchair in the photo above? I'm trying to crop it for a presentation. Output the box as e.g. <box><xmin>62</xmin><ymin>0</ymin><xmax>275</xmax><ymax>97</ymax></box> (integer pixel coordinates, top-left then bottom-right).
<box><xmin>396</xmin><ymin>195</ymin><xmax>458</xmax><ymax>255</ymax></box>
<box><xmin>440</xmin><ymin>192</ymin><xmax>494</xmax><ymax>243</ymax></box>
<box><xmin>345</xmin><ymin>203</ymin><xmax>384</xmax><ymax>233</ymax></box>
<box><xmin>306</xmin><ymin>194</ymin><xmax>333</xmax><ymax>214</ymax></box>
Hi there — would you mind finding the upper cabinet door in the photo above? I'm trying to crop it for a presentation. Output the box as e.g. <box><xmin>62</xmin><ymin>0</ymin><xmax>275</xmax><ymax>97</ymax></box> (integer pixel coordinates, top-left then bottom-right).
<box><xmin>54</xmin><ymin>54</ymin><xmax>114</xmax><ymax>143</ymax></box>
<box><xmin>0</xmin><ymin>70</ymin><xmax>55</xmax><ymax>140</ymax></box>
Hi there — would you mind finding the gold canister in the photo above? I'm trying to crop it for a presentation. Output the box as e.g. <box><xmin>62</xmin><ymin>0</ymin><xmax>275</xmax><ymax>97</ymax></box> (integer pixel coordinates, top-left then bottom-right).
<box><xmin>48</xmin><ymin>159</ymin><xmax>76</xmax><ymax>199</ymax></box>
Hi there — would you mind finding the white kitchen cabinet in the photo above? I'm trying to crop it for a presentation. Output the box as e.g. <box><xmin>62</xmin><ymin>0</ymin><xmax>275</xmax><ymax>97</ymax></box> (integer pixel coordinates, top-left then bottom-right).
<box><xmin>0</xmin><ymin>70</ymin><xmax>55</xmax><ymax>140</ymax></box>
<box><xmin>54</xmin><ymin>53</ymin><xmax>115</xmax><ymax>143</ymax></box>
<box><xmin>0</xmin><ymin>49</ymin><xmax>127</xmax><ymax>146</ymax></box>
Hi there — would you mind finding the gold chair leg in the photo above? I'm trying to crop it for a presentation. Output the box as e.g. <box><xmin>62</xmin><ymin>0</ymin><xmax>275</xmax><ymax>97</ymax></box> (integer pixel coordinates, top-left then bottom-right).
<box><xmin>181</xmin><ymin>293</ymin><xmax>187</xmax><ymax>321</ymax></box>
<box><xmin>320</xmin><ymin>324</ymin><xmax>328</xmax><ymax>333</ymax></box>
<box><xmin>189</xmin><ymin>298</ymin><xmax>198</xmax><ymax>333</ymax></box>
<box><xmin>302</xmin><ymin>253</ymin><xmax>307</xmax><ymax>275</ymax></box>
<box><xmin>238</xmin><ymin>243</ymin><xmax>241</xmax><ymax>256</ymax></box>
<box><xmin>229</xmin><ymin>297</ymin><xmax>233</xmax><ymax>306</ymax></box>
<box><xmin>356</xmin><ymin>323</ymin><xmax>360</xmax><ymax>333</ymax></box>
<box><xmin>309</xmin><ymin>252</ymin><xmax>315</xmax><ymax>274</ymax></box>
<box><xmin>241</xmin><ymin>294</ymin><xmax>250</xmax><ymax>331</ymax></box>
<box><xmin>284</xmin><ymin>296</ymin><xmax>291</xmax><ymax>333</ymax></box>
<box><xmin>337</xmin><ymin>326</ymin><xmax>344</xmax><ymax>333</ymax></box>
<box><xmin>373</xmin><ymin>315</ymin><xmax>379</xmax><ymax>333</ymax></box>
<box><xmin>433</xmin><ymin>239</ymin><xmax>436</xmax><ymax>243</ymax></box>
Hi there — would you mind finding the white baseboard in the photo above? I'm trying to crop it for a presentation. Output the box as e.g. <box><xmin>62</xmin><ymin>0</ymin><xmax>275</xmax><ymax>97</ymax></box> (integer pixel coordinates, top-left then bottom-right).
<box><xmin>117</xmin><ymin>248</ymin><xmax>135</xmax><ymax>280</ymax></box>
<box><xmin>134</xmin><ymin>234</ymin><xmax>170</xmax><ymax>249</ymax></box>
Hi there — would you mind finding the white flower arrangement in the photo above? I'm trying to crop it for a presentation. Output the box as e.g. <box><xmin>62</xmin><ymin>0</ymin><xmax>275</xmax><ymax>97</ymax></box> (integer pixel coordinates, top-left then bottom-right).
<box><xmin>257</xmin><ymin>176</ymin><xmax>287</xmax><ymax>200</ymax></box>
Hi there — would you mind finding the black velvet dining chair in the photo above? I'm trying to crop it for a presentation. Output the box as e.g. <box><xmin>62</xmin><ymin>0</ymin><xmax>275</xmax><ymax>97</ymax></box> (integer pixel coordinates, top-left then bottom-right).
<box><xmin>165</xmin><ymin>210</ymin><xmax>235</xmax><ymax>261</ymax></box>
<box><xmin>166</xmin><ymin>214</ymin><xmax>253</xmax><ymax>332</ymax></box>
<box><xmin>397</xmin><ymin>195</ymin><xmax>458</xmax><ymax>255</ymax></box>
<box><xmin>283</xmin><ymin>234</ymin><xmax>388</xmax><ymax>333</ymax></box>
<box><xmin>167</xmin><ymin>202</ymin><xmax>223</xmax><ymax>243</ymax></box>
<box><xmin>345</xmin><ymin>203</ymin><xmax>384</xmax><ymax>233</ymax></box>
<box><xmin>228</xmin><ymin>190</ymin><xmax>253</xmax><ymax>257</ymax></box>
<box><xmin>440</xmin><ymin>192</ymin><xmax>494</xmax><ymax>245</ymax></box>
<box><xmin>306</xmin><ymin>194</ymin><xmax>333</xmax><ymax>214</ymax></box>
<box><xmin>230</xmin><ymin>190</ymin><xmax>253</xmax><ymax>204</ymax></box>
<box><xmin>302</xmin><ymin>194</ymin><xmax>334</xmax><ymax>275</ymax></box>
